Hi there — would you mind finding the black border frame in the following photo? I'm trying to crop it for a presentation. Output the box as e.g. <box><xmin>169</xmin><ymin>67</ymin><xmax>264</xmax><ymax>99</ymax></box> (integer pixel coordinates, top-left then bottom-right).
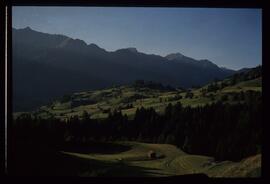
<box><xmin>2</xmin><ymin>0</ymin><xmax>267</xmax><ymax>182</ymax></box>
<box><xmin>6</xmin><ymin>3</ymin><xmax>12</xmax><ymax>178</ymax></box>
<box><xmin>0</xmin><ymin>0</ymin><xmax>6</xmax><ymax>177</ymax></box>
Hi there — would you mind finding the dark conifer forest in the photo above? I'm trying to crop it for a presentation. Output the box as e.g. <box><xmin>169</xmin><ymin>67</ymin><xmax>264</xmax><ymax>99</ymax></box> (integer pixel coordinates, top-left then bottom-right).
<box><xmin>11</xmin><ymin>89</ymin><xmax>261</xmax><ymax>162</ymax></box>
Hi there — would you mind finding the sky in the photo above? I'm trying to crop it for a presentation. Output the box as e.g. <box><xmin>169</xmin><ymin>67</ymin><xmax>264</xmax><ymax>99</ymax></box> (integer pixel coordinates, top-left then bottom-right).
<box><xmin>12</xmin><ymin>7</ymin><xmax>262</xmax><ymax>70</ymax></box>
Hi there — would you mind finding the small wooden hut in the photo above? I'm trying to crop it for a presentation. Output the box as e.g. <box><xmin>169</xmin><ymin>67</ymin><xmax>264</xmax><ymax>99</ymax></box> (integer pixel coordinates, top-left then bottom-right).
<box><xmin>148</xmin><ymin>150</ymin><xmax>156</xmax><ymax>159</ymax></box>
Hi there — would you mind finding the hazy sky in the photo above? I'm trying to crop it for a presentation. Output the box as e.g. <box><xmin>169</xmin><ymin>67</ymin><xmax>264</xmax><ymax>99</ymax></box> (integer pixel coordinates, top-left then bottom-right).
<box><xmin>12</xmin><ymin>7</ymin><xmax>261</xmax><ymax>70</ymax></box>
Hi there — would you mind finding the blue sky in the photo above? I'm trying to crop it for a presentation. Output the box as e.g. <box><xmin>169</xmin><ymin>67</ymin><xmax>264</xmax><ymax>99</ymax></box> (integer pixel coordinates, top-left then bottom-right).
<box><xmin>12</xmin><ymin>7</ymin><xmax>261</xmax><ymax>70</ymax></box>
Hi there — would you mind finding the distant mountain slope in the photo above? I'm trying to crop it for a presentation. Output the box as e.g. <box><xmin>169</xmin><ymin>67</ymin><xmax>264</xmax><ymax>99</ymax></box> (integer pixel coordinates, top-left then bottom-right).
<box><xmin>14</xmin><ymin>66</ymin><xmax>261</xmax><ymax>120</ymax></box>
<box><xmin>13</xmin><ymin>27</ymin><xmax>236</xmax><ymax>111</ymax></box>
<box><xmin>225</xmin><ymin>65</ymin><xmax>261</xmax><ymax>82</ymax></box>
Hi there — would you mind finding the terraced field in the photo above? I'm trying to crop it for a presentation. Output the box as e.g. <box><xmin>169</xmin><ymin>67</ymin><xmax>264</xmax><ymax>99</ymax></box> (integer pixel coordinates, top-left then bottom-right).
<box><xmin>13</xmin><ymin>75</ymin><xmax>261</xmax><ymax>121</ymax></box>
<box><xmin>61</xmin><ymin>142</ymin><xmax>261</xmax><ymax>177</ymax></box>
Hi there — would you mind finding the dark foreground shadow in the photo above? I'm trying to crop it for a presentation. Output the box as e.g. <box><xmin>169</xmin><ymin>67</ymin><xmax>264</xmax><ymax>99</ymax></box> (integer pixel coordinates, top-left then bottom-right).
<box><xmin>9</xmin><ymin>141</ymin><xmax>163</xmax><ymax>176</ymax></box>
<box><xmin>62</xmin><ymin>141</ymin><xmax>132</xmax><ymax>154</ymax></box>
<box><xmin>167</xmin><ymin>174</ymin><xmax>209</xmax><ymax>178</ymax></box>
<box><xmin>9</xmin><ymin>141</ymin><xmax>208</xmax><ymax>177</ymax></box>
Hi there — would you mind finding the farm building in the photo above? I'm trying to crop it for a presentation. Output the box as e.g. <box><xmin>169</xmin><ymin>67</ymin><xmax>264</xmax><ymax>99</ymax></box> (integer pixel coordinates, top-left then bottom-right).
<box><xmin>148</xmin><ymin>150</ymin><xmax>156</xmax><ymax>159</ymax></box>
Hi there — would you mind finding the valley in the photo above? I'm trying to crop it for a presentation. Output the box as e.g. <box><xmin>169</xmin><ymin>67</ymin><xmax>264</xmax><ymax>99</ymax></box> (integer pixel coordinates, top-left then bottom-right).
<box><xmin>10</xmin><ymin>7</ymin><xmax>262</xmax><ymax>177</ymax></box>
<box><xmin>11</xmin><ymin>67</ymin><xmax>262</xmax><ymax>177</ymax></box>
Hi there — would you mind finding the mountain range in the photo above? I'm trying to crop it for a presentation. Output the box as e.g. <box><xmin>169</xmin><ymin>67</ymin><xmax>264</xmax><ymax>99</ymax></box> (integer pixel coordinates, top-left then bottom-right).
<box><xmin>13</xmin><ymin>27</ymin><xmax>238</xmax><ymax>111</ymax></box>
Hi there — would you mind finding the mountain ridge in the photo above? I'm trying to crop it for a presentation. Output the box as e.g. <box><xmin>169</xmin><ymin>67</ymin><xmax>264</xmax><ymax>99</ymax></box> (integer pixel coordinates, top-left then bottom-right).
<box><xmin>13</xmin><ymin>26</ymin><xmax>251</xmax><ymax>111</ymax></box>
<box><xmin>13</xmin><ymin>27</ymin><xmax>231</xmax><ymax>69</ymax></box>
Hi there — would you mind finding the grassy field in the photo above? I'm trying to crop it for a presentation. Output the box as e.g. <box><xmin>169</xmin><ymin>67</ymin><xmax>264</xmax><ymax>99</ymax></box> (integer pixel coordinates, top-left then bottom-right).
<box><xmin>59</xmin><ymin>141</ymin><xmax>261</xmax><ymax>177</ymax></box>
<box><xmin>10</xmin><ymin>140</ymin><xmax>261</xmax><ymax>177</ymax></box>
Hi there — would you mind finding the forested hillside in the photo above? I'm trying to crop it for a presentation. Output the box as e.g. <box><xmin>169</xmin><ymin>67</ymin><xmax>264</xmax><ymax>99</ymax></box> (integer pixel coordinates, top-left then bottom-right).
<box><xmin>12</xmin><ymin>66</ymin><xmax>262</xmax><ymax>163</ymax></box>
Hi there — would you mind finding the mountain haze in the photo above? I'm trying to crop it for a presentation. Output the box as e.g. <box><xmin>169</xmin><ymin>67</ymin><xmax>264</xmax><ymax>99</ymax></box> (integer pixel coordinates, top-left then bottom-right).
<box><xmin>13</xmin><ymin>27</ymin><xmax>236</xmax><ymax>111</ymax></box>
